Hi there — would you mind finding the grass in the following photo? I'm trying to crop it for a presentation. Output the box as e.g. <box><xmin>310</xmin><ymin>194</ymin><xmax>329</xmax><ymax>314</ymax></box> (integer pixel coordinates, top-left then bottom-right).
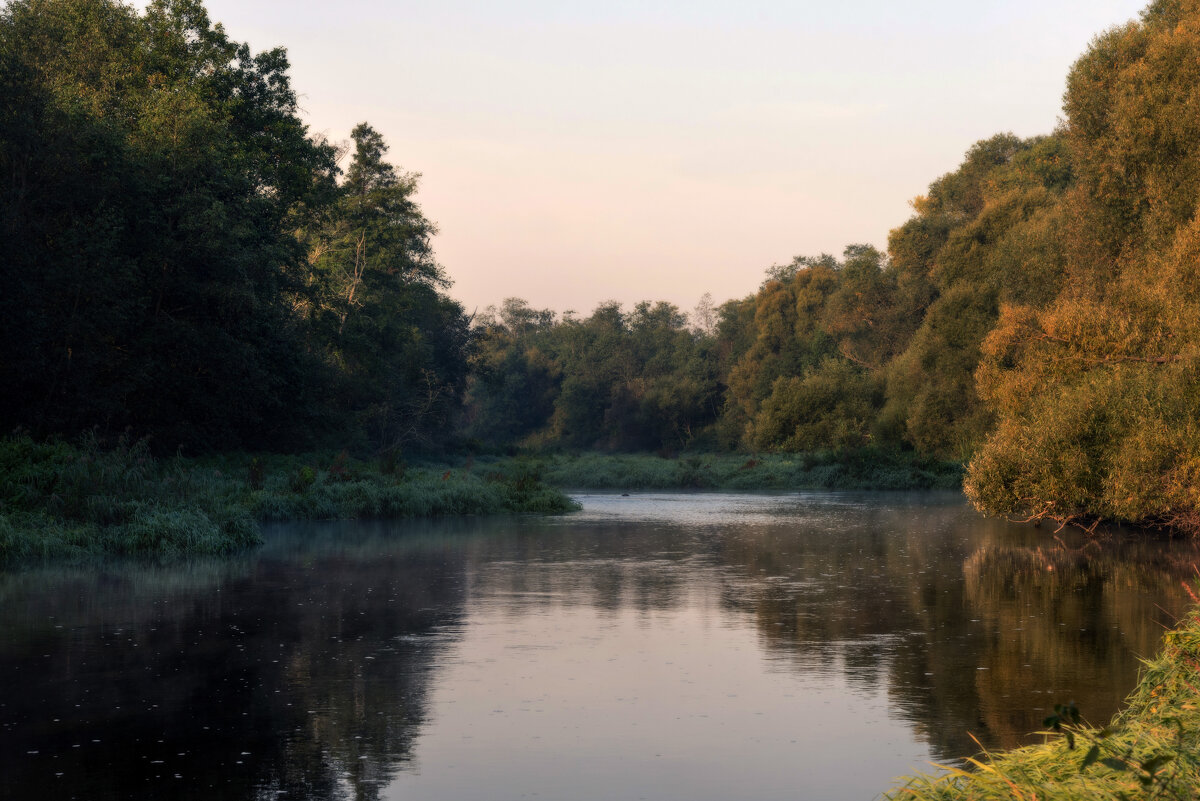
<box><xmin>490</xmin><ymin>449</ymin><xmax>964</xmax><ymax>492</ymax></box>
<box><xmin>885</xmin><ymin>592</ymin><xmax>1200</xmax><ymax>800</ymax></box>
<box><xmin>0</xmin><ymin>435</ymin><xmax>578</xmax><ymax>564</ymax></box>
<box><xmin>0</xmin><ymin>439</ymin><xmax>961</xmax><ymax>564</ymax></box>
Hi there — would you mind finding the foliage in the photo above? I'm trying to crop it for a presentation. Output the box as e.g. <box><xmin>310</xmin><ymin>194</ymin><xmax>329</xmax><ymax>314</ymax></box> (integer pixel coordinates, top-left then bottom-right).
<box><xmin>966</xmin><ymin>1</ymin><xmax>1200</xmax><ymax>533</ymax></box>
<box><xmin>520</xmin><ymin>450</ymin><xmax>962</xmax><ymax>492</ymax></box>
<box><xmin>464</xmin><ymin>298</ymin><xmax>724</xmax><ymax>453</ymax></box>
<box><xmin>0</xmin><ymin>0</ymin><xmax>469</xmax><ymax>455</ymax></box>
<box><xmin>0</xmin><ymin>0</ymin><xmax>337</xmax><ymax>449</ymax></box>
<box><xmin>0</xmin><ymin>435</ymin><xmax>576</xmax><ymax>564</ymax></box>
<box><xmin>753</xmin><ymin>359</ymin><xmax>881</xmax><ymax>452</ymax></box>
<box><xmin>466</xmin><ymin>247</ymin><xmax>902</xmax><ymax>457</ymax></box>
<box><xmin>301</xmin><ymin>123</ymin><xmax>471</xmax><ymax>454</ymax></box>
<box><xmin>880</xmin><ymin>134</ymin><xmax>1073</xmax><ymax>460</ymax></box>
<box><xmin>463</xmin><ymin>0</ymin><xmax>1200</xmax><ymax>537</ymax></box>
<box><xmin>885</xmin><ymin>597</ymin><xmax>1200</xmax><ymax>799</ymax></box>
<box><xmin>0</xmin><ymin>433</ymin><xmax>261</xmax><ymax>560</ymax></box>
<box><xmin>6</xmin><ymin>0</ymin><xmax>1200</xmax><ymax>534</ymax></box>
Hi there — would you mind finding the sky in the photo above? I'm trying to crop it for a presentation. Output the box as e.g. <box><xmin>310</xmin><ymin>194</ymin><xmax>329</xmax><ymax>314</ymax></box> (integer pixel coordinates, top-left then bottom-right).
<box><xmin>188</xmin><ymin>0</ymin><xmax>1148</xmax><ymax>317</ymax></box>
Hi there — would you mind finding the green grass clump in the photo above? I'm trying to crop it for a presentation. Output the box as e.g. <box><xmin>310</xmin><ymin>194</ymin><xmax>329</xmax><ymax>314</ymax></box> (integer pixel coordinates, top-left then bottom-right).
<box><xmin>523</xmin><ymin>450</ymin><xmax>962</xmax><ymax>491</ymax></box>
<box><xmin>0</xmin><ymin>434</ymin><xmax>260</xmax><ymax>562</ymax></box>
<box><xmin>248</xmin><ymin>467</ymin><xmax>578</xmax><ymax>522</ymax></box>
<box><xmin>885</xmin><ymin>599</ymin><xmax>1200</xmax><ymax>800</ymax></box>
<box><xmin>0</xmin><ymin>435</ymin><xmax>577</xmax><ymax>565</ymax></box>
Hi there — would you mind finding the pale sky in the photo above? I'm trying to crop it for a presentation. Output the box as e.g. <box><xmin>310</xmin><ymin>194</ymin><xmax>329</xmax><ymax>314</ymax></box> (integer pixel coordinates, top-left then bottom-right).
<box><xmin>191</xmin><ymin>0</ymin><xmax>1148</xmax><ymax>317</ymax></box>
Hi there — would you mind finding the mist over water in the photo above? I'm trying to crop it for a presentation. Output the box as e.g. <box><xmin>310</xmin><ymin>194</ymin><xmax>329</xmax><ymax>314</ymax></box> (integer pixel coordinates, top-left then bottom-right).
<box><xmin>0</xmin><ymin>492</ymin><xmax>1194</xmax><ymax>800</ymax></box>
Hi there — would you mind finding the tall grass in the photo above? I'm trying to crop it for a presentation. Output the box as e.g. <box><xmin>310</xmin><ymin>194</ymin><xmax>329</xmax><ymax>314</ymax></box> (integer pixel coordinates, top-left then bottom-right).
<box><xmin>0</xmin><ymin>435</ymin><xmax>577</xmax><ymax>564</ymax></box>
<box><xmin>885</xmin><ymin>596</ymin><xmax>1200</xmax><ymax>800</ymax></box>
<box><xmin>509</xmin><ymin>450</ymin><xmax>963</xmax><ymax>492</ymax></box>
<box><xmin>1</xmin><ymin>439</ymin><xmax>957</xmax><ymax>565</ymax></box>
<box><xmin>0</xmin><ymin>434</ymin><xmax>259</xmax><ymax>561</ymax></box>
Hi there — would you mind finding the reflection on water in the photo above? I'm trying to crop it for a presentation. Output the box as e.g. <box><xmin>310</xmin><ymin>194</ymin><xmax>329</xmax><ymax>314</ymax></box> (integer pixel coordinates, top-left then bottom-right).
<box><xmin>0</xmin><ymin>492</ymin><xmax>1194</xmax><ymax>800</ymax></box>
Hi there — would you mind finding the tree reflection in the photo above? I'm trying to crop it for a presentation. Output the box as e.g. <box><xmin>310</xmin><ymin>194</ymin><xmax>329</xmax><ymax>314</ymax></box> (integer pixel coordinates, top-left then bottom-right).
<box><xmin>707</xmin><ymin>509</ymin><xmax>1197</xmax><ymax>759</ymax></box>
<box><xmin>0</xmin><ymin>503</ymin><xmax>1194</xmax><ymax>797</ymax></box>
<box><xmin>0</xmin><ymin>523</ymin><xmax>468</xmax><ymax>801</ymax></box>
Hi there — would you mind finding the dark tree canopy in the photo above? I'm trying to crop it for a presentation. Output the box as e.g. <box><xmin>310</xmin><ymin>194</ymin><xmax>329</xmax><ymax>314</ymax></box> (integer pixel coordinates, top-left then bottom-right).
<box><xmin>0</xmin><ymin>0</ymin><xmax>468</xmax><ymax>453</ymax></box>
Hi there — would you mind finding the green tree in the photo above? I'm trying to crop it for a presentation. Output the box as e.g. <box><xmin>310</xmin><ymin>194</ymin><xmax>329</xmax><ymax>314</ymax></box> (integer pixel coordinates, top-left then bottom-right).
<box><xmin>879</xmin><ymin>134</ymin><xmax>1072</xmax><ymax>459</ymax></box>
<box><xmin>0</xmin><ymin>0</ymin><xmax>338</xmax><ymax>449</ymax></box>
<box><xmin>753</xmin><ymin>359</ymin><xmax>881</xmax><ymax>452</ymax></box>
<box><xmin>966</xmin><ymin>0</ymin><xmax>1200</xmax><ymax>532</ymax></box>
<box><xmin>724</xmin><ymin>255</ymin><xmax>841</xmax><ymax>446</ymax></box>
<box><xmin>305</xmin><ymin>123</ymin><xmax>470</xmax><ymax>454</ymax></box>
<box><xmin>463</xmin><ymin>299</ymin><xmax>562</xmax><ymax>448</ymax></box>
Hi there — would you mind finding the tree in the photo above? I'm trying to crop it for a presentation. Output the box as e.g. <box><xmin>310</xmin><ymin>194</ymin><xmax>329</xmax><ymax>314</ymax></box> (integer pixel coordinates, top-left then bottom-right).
<box><xmin>966</xmin><ymin>0</ymin><xmax>1200</xmax><ymax>532</ymax></box>
<box><xmin>305</xmin><ymin>123</ymin><xmax>469</xmax><ymax>454</ymax></box>
<box><xmin>878</xmin><ymin>134</ymin><xmax>1073</xmax><ymax>459</ymax></box>
<box><xmin>0</xmin><ymin>0</ymin><xmax>339</xmax><ymax>449</ymax></box>
<box><xmin>462</xmin><ymin>299</ymin><xmax>561</xmax><ymax>448</ymax></box>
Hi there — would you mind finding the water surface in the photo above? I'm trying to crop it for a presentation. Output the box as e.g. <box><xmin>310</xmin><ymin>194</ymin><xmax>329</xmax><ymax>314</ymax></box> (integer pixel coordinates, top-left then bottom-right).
<box><xmin>0</xmin><ymin>492</ymin><xmax>1195</xmax><ymax>800</ymax></box>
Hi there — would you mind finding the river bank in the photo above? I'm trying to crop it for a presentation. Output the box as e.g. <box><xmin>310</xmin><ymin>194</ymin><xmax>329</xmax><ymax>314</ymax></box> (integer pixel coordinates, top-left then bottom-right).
<box><xmin>511</xmin><ymin>449</ymin><xmax>963</xmax><ymax>492</ymax></box>
<box><xmin>885</xmin><ymin>595</ymin><xmax>1200</xmax><ymax>799</ymax></box>
<box><xmin>0</xmin><ymin>435</ymin><xmax>577</xmax><ymax>564</ymax></box>
<box><xmin>0</xmin><ymin>437</ymin><xmax>966</xmax><ymax>564</ymax></box>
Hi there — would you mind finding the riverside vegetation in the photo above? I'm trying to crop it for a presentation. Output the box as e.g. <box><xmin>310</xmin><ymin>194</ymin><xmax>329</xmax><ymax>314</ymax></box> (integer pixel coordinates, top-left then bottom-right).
<box><xmin>461</xmin><ymin>0</ymin><xmax>1200</xmax><ymax>537</ymax></box>
<box><xmin>2</xmin><ymin>6</ymin><xmax>1200</xmax><ymax>535</ymax></box>
<box><xmin>6</xmin><ymin>0</ymin><xmax>1200</xmax><ymax>538</ymax></box>
<box><xmin>0</xmin><ymin>435</ymin><xmax>953</xmax><ymax>564</ymax></box>
<box><xmin>530</xmin><ymin>450</ymin><xmax>962</xmax><ymax>492</ymax></box>
<box><xmin>0</xmin><ymin>435</ymin><xmax>576</xmax><ymax>563</ymax></box>
<box><xmin>4</xmin><ymin>1</ymin><xmax>1200</xmax><ymax>798</ymax></box>
<box><xmin>886</xmin><ymin>594</ymin><xmax>1200</xmax><ymax>800</ymax></box>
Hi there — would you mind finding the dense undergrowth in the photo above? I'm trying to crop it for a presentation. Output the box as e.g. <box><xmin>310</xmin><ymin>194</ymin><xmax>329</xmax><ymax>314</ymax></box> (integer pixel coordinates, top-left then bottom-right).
<box><xmin>0</xmin><ymin>435</ymin><xmax>577</xmax><ymax>564</ymax></box>
<box><xmin>885</xmin><ymin>595</ymin><xmax>1200</xmax><ymax>800</ymax></box>
<box><xmin>520</xmin><ymin>449</ymin><xmax>963</xmax><ymax>492</ymax></box>
<box><xmin>0</xmin><ymin>435</ymin><xmax>964</xmax><ymax>563</ymax></box>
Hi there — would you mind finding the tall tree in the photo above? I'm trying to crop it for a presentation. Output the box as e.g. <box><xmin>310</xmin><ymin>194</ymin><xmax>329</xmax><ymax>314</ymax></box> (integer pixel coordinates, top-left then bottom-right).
<box><xmin>305</xmin><ymin>123</ymin><xmax>470</xmax><ymax>454</ymax></box>
<box><xmin>966</xmin><ymin>0</ymin><xmax>1200</xmax><ymax>532</ymax></box>
<box><xmin>0</xmin><ymin>0</ymin><xmax>338</xmax><ymax>449</ymax></box>
<box><xmin>879</xmin><ymin>134</ymin><xmax>1073</xmax><ymax>459</ymax></box>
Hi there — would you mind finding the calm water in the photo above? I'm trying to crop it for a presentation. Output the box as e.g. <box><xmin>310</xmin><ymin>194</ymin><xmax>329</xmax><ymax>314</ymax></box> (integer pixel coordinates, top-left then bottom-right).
<box><xmin>1</xmin><ymin>492</ymin><xmax>1196</xmax><ymax>800</ymax></box>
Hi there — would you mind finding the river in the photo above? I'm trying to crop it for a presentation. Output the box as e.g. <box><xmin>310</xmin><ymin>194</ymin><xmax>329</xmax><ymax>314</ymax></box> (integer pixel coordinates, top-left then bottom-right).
<box><xmin>0</xmin><ymin>491</ymin><xmax>1195</xmax><ymax>800</ymax></box>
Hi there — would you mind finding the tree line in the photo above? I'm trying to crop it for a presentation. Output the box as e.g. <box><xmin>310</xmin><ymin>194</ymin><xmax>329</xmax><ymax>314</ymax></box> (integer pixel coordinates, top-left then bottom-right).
<box><xmin>466</xmin><ymin>0</ymin><xmax>1200</xmax><ymax>533</ymax></box>
<box><xmin>5</xmin><ymin>0</ymin><xmax>1200</xmax><ymax>533</ymax></box>
<box><xmin>0</xmin><ymin>0</ymin><xmax>468</xmax><ymax>455</ymax></box>
<box><xmin>464</xmin><ymin>133</ymin><xmax>1072</xmax><ymax>462</ymax></box>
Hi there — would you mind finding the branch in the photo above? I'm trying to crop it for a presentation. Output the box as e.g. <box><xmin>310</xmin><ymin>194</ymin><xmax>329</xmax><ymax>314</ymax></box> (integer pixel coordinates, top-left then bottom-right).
<box><xmin>837</xmin><ymin>342</ymin><xmax>880</xmax><ymax>371</ymax></box>
<box><xmin>1026</xmin><ymin>328</ymin><xmax>1180</xmax><ymax>366</ymax></box>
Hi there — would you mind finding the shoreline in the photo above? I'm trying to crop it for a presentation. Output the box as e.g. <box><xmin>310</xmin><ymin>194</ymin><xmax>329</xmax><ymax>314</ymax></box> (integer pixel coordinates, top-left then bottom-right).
<box><xmin>482</xmin><ymin>450</ymin><xmax>964</xmax><ymax>493</ymax></box>
<box><xmin>1</xmin><ymin>438</ymin><xmax>964</xmax><ymax>565</ymax></box>
<box><xmin>0</xmin><ymin>436</ymin><xmax>578</xmax><ymax>565</ymax></box>
<box><xmin>884</xmin><ymin>597</ymin><xmax>1200</xmax><ymax>799</ymax></box>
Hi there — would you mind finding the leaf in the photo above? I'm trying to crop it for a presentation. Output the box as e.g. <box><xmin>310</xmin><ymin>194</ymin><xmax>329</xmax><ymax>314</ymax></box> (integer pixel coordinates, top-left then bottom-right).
<box><xmin>1080</xmin><ymin>745</ymin><xmax>1101</xmax><ymax>772</ymax></box>
<box><xmin>1100</xmin><ymin>757</ymin><xmax>1128</xmax><ymax>772</ymax></box>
